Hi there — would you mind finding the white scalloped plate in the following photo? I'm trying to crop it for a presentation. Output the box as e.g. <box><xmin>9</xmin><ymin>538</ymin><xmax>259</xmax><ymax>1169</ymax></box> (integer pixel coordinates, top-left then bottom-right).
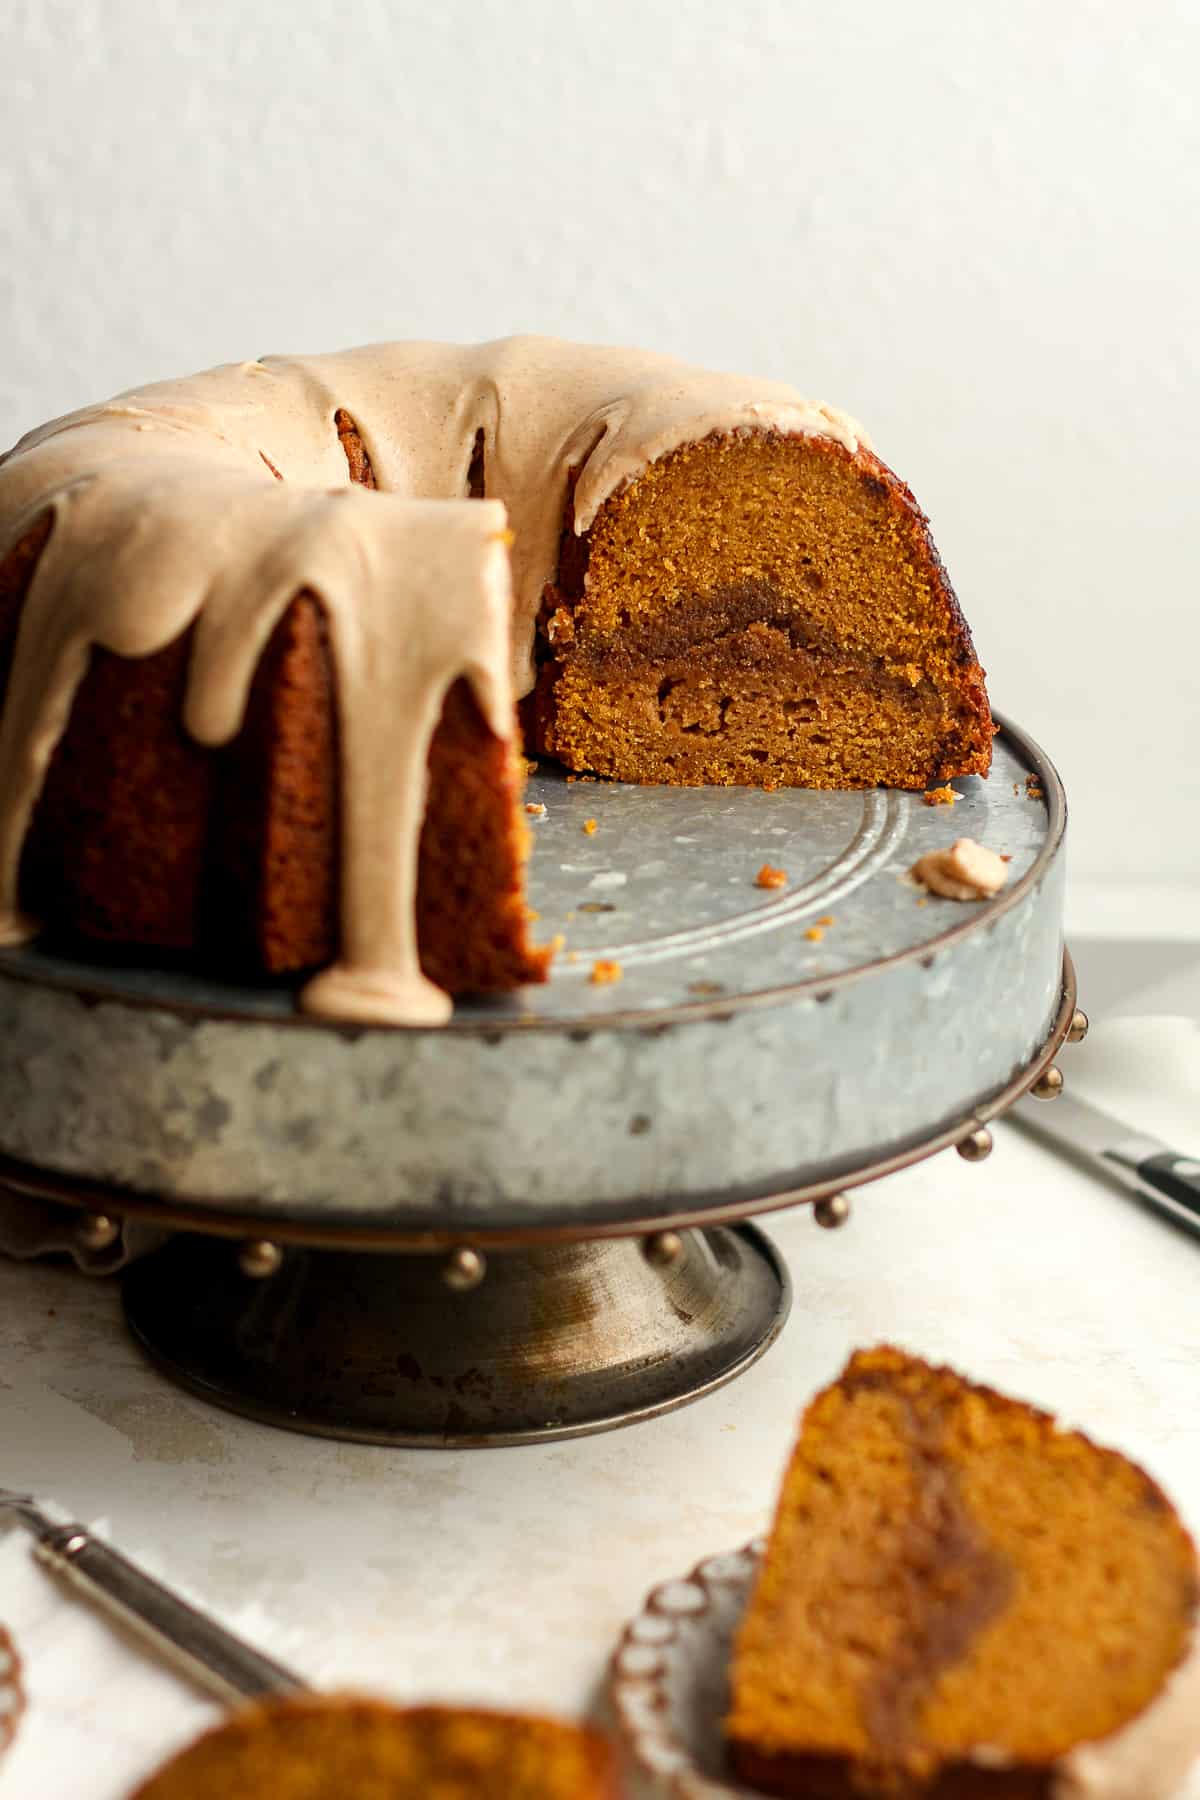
<box><xmin>0</xmin><ymin>1625</ymin><xmax>23</xmax><ymax>1761</ymax></box>
<box><xmin>611</xmin><ymin>1541</ymin><xmax>764</xmax><ymax>1798</ymax></box>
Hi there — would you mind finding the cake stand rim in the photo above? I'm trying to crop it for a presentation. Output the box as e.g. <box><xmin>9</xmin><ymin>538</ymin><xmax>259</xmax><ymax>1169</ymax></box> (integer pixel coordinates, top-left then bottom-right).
<box><xmin>0</xmin><ymin>711</ymin><xmax>1062</xmax><ymax>1038</ymax></box>
<box><xmin>0</xmin><ymin>949</ymin><xmax>1076</xmax><ymax>1251</ymax></box>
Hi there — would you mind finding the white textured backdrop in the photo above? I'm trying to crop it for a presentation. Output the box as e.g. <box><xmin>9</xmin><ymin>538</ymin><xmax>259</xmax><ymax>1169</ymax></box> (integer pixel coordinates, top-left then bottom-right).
<box><xmin>2</xmin><ymin>0</ymin><xmax>1197</xmax><ymax>883</ymax></box>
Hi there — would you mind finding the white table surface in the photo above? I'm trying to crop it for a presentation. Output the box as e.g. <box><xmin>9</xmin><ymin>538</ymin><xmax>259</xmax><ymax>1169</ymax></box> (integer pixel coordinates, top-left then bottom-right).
<box><xmin>2</xmin><ymin>1001</ymin><xmax>1199</xmax><ymax>1799</ymax></box>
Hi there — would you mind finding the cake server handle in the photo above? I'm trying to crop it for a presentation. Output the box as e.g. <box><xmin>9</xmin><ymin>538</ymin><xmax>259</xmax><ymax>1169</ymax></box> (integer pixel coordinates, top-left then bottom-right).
<box><xmin>31</xmin><ymin>1519</ymin><xmax>308</xmax><ymax>1703</ymax></box>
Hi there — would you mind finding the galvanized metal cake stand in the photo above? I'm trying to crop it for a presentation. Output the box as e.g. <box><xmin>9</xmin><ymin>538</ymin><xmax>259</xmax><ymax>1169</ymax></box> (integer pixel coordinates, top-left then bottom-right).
<box><xmin>0</xmin><ymin>715</ymin><xmax>1081</xmax><ymax>1447</ymax></box>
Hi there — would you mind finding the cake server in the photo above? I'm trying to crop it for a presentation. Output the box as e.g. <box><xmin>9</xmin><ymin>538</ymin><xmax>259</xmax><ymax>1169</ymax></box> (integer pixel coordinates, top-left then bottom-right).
<box><xmin>0</xmin><ymin>1491</ymin><xmax>307</xmax><ymax>1702</ymax></box>
<box><xmin>1013</xmin><ymin>1091</ymin><xmax>1200</xmax><ymax>1237</ymax></box>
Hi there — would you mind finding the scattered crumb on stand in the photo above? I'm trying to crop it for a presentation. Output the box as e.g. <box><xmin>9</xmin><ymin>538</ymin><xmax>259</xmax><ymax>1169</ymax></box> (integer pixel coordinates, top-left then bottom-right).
<box><xmin>590</xmin><ymin>958</ymin><xmax>623</xmax><ymax>985</ymax></box>
<box><xmin>923</xmin><ymin>784</ymin><xmax>959</xmax><ymax>806</ymax></box>
<box><xmin>755</xmin><ymin>864</ymin><xmax>788</xmax><ymax>890</ymax></box>
<box><xmin>910</xmin><ymin>837</ymin><xmax>1009</xmax><ymax>902</ymax></box>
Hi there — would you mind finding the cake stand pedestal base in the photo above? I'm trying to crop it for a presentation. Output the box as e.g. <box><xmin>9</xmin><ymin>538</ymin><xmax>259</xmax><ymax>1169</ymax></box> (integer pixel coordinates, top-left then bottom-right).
<box><xmin>121</xmin><ymin>1225</ymin><xmax>791</xmax><ymax>1447</ymax></box>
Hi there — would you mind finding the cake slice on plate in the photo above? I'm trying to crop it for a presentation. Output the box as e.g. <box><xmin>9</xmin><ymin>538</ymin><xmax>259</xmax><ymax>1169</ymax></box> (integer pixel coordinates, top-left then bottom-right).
<box><xmin>727</xmin><ymin>1345</ymin><xmax>1200</xmax><ymax>1799</ymax></box>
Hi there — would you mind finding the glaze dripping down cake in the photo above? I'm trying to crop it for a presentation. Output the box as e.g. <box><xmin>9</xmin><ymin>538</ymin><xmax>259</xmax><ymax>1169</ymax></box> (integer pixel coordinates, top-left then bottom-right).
<box><xmin>128</xmin><ymin>1697</ymin><xmax>624</xmax><ymax>1799</ymax></box>
<box><xmin>726</xmin><ymin>1346</ymin><xmax>1200</xmax><ymax>1799</ymax></box>
<box><xmin>0</xmin><ymin>339</ymin><xmax>993</xmax><ymax>1025</ymax></box>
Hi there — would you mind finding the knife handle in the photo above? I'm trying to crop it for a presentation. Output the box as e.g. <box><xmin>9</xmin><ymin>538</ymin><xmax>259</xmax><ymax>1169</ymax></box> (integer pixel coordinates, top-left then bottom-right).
<box><xmin>34</xmin><ymin>1524</ymin><xmax>307</xmax><ymax>1703</ymax></box>
<box><xmin>1106</xmin><ymin>1150</ymin><xmax>1200</xmax><ymax>1235</ymax></box>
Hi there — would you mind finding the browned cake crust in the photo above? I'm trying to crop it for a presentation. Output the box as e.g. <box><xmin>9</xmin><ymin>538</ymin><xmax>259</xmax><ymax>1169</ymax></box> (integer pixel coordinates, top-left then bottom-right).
<box><xmin>128</xmin><ymin>1696</ymin><xmax>625</xmax><ymax>1799</ymax></box>
<box><xmin>531</xmin><ymin>433</ymin><xmax>992</xmax><ymax>790</ymax></box>
<box><xmin>1</xmin><ymin>416</ymin><xmax>549</xmax><ymax>997</ymax></box>
<box><xmin>726</xmin><ymin>1346</ymin><xmax>1198</xmax><ymax>1799</ymax></box>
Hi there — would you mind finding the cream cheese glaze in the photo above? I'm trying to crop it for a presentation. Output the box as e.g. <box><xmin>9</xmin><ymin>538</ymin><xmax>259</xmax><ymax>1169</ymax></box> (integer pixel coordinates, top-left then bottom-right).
<box><xmin>0</xmin><ymin>336</ymin><xmax>867</xmax><ymax>1025</ymax></box>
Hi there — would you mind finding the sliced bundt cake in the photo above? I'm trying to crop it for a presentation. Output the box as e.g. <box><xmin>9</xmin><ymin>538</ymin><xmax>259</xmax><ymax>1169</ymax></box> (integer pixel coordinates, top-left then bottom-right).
<box><xmin>0</xmin><ymin>339</ymin><xmax>993</xmax><ymax>1024</ymax></box>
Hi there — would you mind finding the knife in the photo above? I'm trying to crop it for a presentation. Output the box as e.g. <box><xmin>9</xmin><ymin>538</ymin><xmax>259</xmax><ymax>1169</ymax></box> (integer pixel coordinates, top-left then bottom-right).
<box><xmin>1013</xmin><ymin>1090</ymin><xmax>1200</xmax><ymax>1237</ymax></box>
<box><xmin>0</xmin><ymin>1491</ymin><xmax>307</xmax><ymax>1703</ymax></box>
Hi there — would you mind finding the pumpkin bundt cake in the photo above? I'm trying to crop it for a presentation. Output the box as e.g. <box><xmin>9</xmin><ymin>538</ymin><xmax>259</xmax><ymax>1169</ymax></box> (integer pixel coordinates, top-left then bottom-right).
<box><xmin>727</xmin><ymin>1346</ymin><xmax>1200</xmax><ymax>1799</ymax></box>
<box><xmin>0</xmin><ymin>339</ymin><xmax>992</xmax><ymax>1026</ymax></box>
<box><xmin>128</xmin><ymin>1697</ymin><xmax>624</xmax><ymax>1798</ymax></box>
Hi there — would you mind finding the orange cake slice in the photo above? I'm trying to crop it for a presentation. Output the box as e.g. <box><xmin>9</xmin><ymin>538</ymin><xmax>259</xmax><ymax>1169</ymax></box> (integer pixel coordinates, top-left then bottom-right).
<box><xmin>727</xmin><ymin>1346</ymin><xmax>1200</xmax><ymax>1799</ymax></box>
<box><xmin>129</xmin><ymin>1696</ymin><xmax>624</xmax><ymax>1799</ymax></box>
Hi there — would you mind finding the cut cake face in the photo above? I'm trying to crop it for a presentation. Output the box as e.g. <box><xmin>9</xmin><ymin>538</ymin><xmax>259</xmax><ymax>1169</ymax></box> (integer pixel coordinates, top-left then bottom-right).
<box><xmin>532</xmin><ymin>431</ymin><xmax>991</xmax><ymax>792</ymax></box>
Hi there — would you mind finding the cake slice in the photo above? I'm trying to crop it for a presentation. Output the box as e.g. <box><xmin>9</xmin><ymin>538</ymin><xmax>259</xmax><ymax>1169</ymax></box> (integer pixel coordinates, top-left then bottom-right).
<box><xmin>129</xmin><ymin>1697</ymin><xmax>624</xmax><ymax>1798</ymax></box>
<box><xmin>727</xmin><ymin>1346</ymin><xmax>1200</xmax><ymax>1799</ymax></box>
<box><xmin>532</xmin><ymin>431</ymin><xmax>991</xmax><ymax>791</ymax></box>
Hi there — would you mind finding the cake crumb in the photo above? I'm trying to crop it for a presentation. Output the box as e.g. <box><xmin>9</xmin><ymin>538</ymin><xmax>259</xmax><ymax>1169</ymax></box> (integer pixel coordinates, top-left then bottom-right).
<box><xmin>1026</xmin><ymin>774</ymin><xmax>1045</xmax><ymax>801</ymax></box>
<box><xmin>524</xmin><ymin>757</ymin><xmax>540</xmax><ymax>775</ymax></box>
<box><xmin>583</xmin><ymin>818</ymin><xmax>598</xmax><ymax>836</ymax></box>
<box><xmin>923</xmin><ymin>785</ymin><xmax>959</xmax><ymax>806</ymax></box>
<box><xmin>804</xmin><ymin>926</ymin><xmax>825</xmax><ymax>943</ymax></box>
<box><xmin>545</xmin><ymin>605</ymin><xmax>575</xmax><ymax>647</ymax></box>
<box><xmin>590</xmin><ymin>957</ymin><xmax>623</xmax><ymax>985</ymax></box>
<box><xmin>525</xmin><ymin>802</ymin><xmax>546</xmax><ymax>817</ymax></box>
<box><xmin>525</xmin><ymin>907</ymin><xmax>540</xmax><ymax>922</ymax></box>
<box><xmin>910</xmin><ymin>837</ymin><xmax>1010</xmax><ymax>902</ymax></box>
<box><xmin>817</xmin><ymin>914</ymin><xmax>835</xmax><ymax>927</ymax></box>
<box><xmin>755</xmin><ymin>864</ymin><xmax>788</xmax><ymax>890</ymax></box>
<box><xmin>549</xmin><ymin>934</ymin><xmax>566</xmax><ymax>954</ymax></box>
